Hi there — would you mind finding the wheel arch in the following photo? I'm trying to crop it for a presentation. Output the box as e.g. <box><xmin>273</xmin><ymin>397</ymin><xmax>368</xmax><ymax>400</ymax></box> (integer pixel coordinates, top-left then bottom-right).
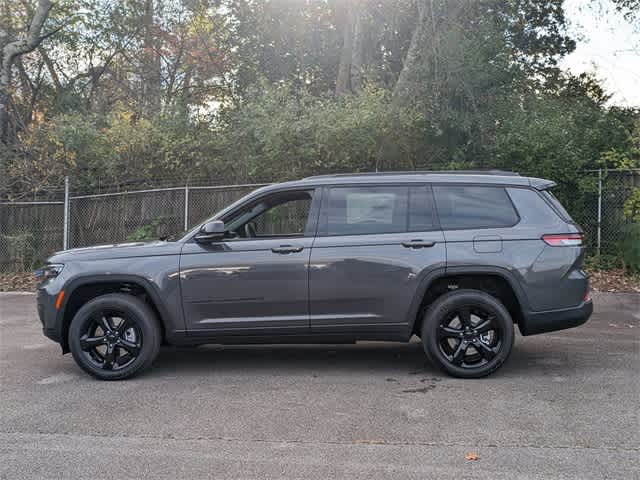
<box><xmin>406</xmin><ymin>266</ymin><xmax>530</xmax><ymax>336</ymax></box>
<box><xmin>57</xmin><ymin>274</ymin><xmax>171</xmax><ymax>353</ymax></box>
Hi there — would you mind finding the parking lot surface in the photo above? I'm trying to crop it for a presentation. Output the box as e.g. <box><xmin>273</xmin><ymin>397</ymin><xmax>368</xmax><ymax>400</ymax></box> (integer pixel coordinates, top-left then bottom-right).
<box><xmin>1</xmin><ymin>292</ymin><xmax>638</xmax><ymax>479</ymax></box>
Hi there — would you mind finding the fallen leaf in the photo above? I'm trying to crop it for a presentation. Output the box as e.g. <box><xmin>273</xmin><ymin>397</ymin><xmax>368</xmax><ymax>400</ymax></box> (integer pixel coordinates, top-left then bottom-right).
<box><xmin>465</xmin><ymin>452</ymin><xmax>480</xmax><ymax>461</ymax></box>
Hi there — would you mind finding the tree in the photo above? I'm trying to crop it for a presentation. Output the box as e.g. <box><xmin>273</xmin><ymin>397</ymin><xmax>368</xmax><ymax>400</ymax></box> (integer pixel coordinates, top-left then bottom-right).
<box><xmin>0</xmin><ymin>0</ymin><xmax>53</xmax><ymax>144</ymax></box>
<box><xmin>0</xmin><ymin>0</ymin><xmax>638</xmax><ymax>205</ymax></box>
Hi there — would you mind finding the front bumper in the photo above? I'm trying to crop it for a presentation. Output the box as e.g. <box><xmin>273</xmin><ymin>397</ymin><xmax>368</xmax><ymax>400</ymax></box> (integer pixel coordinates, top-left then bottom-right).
<box><xmin>37</xmin><ymin>285</ymin><xmax>63</xmax><ymax>344</ymax></box>
<box><xmin>519</xmin><ymin>299</ymin><xmax>593</xmax><ymax>336</ymax></box>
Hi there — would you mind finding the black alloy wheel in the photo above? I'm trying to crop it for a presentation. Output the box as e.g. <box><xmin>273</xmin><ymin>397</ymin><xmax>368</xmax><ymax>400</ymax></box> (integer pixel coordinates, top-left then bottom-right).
<box><xmin>421</xmin><ymin>289</ymin><xmax>514</xmax><ymax>378</ymax></box>
<box><xmin>69</xmin><ymin>293</ymin><xmax>161</xmax><ymax>380</ymax></box>
<box><xmin>436</xmin><ymin>305</ymin><xmax>503</xmax><ymax>368</ymax></box>
<box><xmin>79</xmin><ymin>309</ymin><xmax>142</xmax><ymax>371</ymax></box>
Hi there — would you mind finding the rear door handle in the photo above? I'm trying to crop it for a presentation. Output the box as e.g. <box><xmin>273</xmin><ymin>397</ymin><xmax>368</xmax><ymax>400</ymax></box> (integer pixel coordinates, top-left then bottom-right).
<box><xmin>402</xmin><ymin>240</ymin><xmax>436</xmax><ymax>249</ymax></box>
<box><xmin>271</xmin><ymin>245</ymin><xmax>304</xmax><ymax>254</ymax></box>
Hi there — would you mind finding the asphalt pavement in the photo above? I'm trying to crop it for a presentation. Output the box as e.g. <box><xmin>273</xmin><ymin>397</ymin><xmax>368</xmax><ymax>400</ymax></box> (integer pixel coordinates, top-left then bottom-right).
<box><xmin>0</xmin><ymin>292</ymin><xmax>638</xmax><ymax>479</ymax></box>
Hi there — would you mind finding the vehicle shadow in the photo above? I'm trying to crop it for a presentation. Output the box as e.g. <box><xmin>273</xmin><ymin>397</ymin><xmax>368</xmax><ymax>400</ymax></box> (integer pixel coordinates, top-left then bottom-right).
<box><xmin>150</xmin><ymin>340</ymin><xmax>438</xmax><ymax>377</ymax></box>
<box><xmin>147</xmin><ymin>336</ymin><xmax>591</xmax><ymax>379</ymax></box>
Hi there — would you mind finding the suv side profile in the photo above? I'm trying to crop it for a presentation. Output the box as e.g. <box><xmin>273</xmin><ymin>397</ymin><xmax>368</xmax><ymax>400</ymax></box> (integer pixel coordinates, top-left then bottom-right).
<box><xmin>36</xmin><ymin>171</ymin><xmax>592</xmax><ymax>380</ymax></box>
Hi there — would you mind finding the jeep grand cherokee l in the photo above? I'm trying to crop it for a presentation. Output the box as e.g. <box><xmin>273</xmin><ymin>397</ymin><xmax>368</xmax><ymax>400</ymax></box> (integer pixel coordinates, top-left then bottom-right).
<box><xmin>36</xmin><ymin>171</ymin><xmax>592</xmax><ymax>380</ymax></box>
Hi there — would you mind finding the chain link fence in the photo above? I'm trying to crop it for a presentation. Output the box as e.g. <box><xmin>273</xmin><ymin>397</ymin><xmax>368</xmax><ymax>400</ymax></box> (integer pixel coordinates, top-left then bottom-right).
<box><xmin>0</xmin><ymin>201</ymin><xmax>65</xmax><ymax>272</ymax></box>
<box><xmin>1</xmin><ymin>170</ymin><xmax>638</xmax><ymax>272</ymax></box>
<box><xmin>570</xmin><ymin>169</ymin><xmax>640</xmax><ymax>255</ymax></box>
<box><xmin>1</xmin><ymin>182</ymin><xmax>264</xmax><ymax>272</ymax></box>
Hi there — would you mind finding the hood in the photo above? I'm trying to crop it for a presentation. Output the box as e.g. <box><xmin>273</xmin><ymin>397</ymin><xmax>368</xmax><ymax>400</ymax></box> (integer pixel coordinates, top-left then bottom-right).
<box><xmin>47</xmin><ymin>240</ymin><xmax>183</xmax><ymax>263</ymax></box>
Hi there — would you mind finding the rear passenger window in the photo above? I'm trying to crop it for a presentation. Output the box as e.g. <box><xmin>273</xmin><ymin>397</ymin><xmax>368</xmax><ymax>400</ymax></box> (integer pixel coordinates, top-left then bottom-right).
<box><xmin>433</xmin><ymin>186</ymin><xmax>518</xmax><ymax>229</ymax></box>
<box><xmin>323</xmin><ymin>185</ymin><xmax>435</xmax><ymax>236</ymax></box>
<box><xmin>325</xmin><ymin>186</ymin><xmax>408</xmax><ymax>235</ymax></box>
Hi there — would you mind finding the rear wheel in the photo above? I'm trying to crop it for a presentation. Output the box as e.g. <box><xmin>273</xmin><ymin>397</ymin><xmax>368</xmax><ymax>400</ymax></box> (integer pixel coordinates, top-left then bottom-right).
<box><xmin>421</xmin><ymin>289</ymin><xmax>514</xmax><ymax>378</ymax></box>
<box><xmin>68</xmin><ymin>293</ymin><xmax>161</xmax><ymax>380</ymax></box>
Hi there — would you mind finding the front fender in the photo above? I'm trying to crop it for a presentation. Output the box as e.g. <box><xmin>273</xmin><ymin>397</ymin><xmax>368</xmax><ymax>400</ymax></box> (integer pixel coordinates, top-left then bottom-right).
<box><xmin>56</xmin><ymin>268</ymin><xmax>185</xmax><ymax>352</ymax></box>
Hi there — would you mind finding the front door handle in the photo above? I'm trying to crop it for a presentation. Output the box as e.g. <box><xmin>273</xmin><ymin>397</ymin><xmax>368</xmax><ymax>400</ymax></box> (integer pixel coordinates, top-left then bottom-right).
<box><xmin>402</xmin><ymin>240</ymin><xmax>436</xmax><ymax>249</ymax></box>
<box><xmin>271</xmin><ymin>245</ymin><xmax>304</xmax><ymax>254</ymax></box>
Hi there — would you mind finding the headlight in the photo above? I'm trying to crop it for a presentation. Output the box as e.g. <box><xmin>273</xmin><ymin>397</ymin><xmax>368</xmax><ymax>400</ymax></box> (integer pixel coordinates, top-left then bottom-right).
<box><xmin>35</xmin><ymin>263</ymin><xmax>65</xmax><ymax>280</ymax></box>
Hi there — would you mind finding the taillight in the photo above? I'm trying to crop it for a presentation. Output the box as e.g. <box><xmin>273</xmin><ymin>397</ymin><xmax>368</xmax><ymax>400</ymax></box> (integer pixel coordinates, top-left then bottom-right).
<box><xmin>542</xmin><ymin>233</ymin><xmax>583</xmax><ymax>246</ymax></box>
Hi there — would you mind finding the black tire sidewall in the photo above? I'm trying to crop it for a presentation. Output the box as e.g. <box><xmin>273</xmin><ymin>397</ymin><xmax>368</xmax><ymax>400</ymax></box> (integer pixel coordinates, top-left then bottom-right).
<box><xmin>421</xmin><ymin>289</ymin><xmax>514</xmax><ymax>378</ymax></box>
<box><xmin>68</xmin><ymin>293</ymin><xmax>161</xmax><ymax>380</ymax></box>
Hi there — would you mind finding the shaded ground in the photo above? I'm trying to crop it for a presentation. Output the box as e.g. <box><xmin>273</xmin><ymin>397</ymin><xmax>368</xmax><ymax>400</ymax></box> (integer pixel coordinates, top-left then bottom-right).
<box><xmin>0</xmin><ymin>292</ymin><xmax>638</xmax><ymax>479</ymax></box>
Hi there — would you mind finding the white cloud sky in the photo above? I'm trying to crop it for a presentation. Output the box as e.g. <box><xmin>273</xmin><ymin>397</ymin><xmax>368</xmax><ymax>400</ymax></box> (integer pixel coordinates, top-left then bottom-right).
<box><xmin>561</xmin><ymin>0</ymin><xmax>640</xmax><ymax>108</ymax></box>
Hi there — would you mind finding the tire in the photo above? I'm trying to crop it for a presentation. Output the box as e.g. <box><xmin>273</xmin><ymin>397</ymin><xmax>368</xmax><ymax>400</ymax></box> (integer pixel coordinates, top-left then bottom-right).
<box><xmin>68</xmin><ymin>293</ymin><xmax>161</xmax><ymax>380</ymax></box>
<box><xmin>421</xmin><ymin>289</ymin><xmax>514</xmax><ymax>378</ymax></box>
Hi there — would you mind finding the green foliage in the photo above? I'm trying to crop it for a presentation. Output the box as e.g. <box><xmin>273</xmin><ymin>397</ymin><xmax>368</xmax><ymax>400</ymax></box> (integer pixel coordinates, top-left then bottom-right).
<box><xmin>126</xmin><ymin>217</ymin><xmax>173</xmax><ymax>242</ymax></box>
<box><xmin>623</xmin><ymin>189</ymin><xmax>640</xmax><ymax>223</ymax></box>
<box><xmin>585</xmin><ymin>254</ymin><xmax>622</xmax><ymax>272</ymax></box>
<box><xmin>618</xmin><ymin>223</ymin><xmax>640</xmax><ymax>274</ymax></box>
<box><xmin>0</xmin><ymin>233</ymin><xmax>38</xmax><ymax>271</ymax></box>
<box><xmin>219</xmin><ymin>83</ymin><xmax>416</xmax><ymax>179</ymax></box>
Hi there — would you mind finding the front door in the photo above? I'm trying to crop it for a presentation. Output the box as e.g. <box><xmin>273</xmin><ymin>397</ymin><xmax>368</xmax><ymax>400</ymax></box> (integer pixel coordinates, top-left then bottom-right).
<box><xmin>180</xmin><ymin>188</ymin><xmax>319</xmax><ymax>336</ymax></box>
<box><xmin>309</xmin><ymin>184</ymin><xmax>446</xmax><ymax>337</ymax></box>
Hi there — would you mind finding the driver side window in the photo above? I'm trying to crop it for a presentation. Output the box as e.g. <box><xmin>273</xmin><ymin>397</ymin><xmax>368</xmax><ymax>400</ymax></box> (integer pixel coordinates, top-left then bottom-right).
<box><xmin>226</xmin><ymin>190</ymin><xmax>313</xmax><ymax>238</ymax></box>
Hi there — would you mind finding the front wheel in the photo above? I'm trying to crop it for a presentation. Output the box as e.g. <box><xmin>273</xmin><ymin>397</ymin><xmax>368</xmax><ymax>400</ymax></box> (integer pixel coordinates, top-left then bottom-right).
<box><xmin>68</xmin><ymin>293</ymin><xmax>161</xmax><ymax>380</ymax></box>
<box><xmin>421</xmin><ymin>289</ymin><xmax>514</xmax><ymax>378</ymax></box>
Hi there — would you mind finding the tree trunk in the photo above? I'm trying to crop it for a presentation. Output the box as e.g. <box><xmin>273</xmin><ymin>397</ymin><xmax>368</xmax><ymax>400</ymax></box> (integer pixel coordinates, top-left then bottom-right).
<box><xmin>392</xmin><ymin>0</ymin><xmax>428</xmax><ymax>107</ymax></box>
<box><xmin>392</xmin><ymin>0</ymin><xmax>465</xmax><ymax>107</ymax></box>
<box><xmin>141</xmin><ymin>0</ymin><xmax>161</xmax><ymax>116</ymax></box>
<box><xmin>335</xmin><ymin>2</ymin><xmax>356</xmax><ymax>95</ymax></box>
<box><xmin>38</xmin><ymin>45</ymin><xmax>62</xmax><ymax>93</ymax></box>
<box><xmin>0</xmin><ymin>0</ymin><xmax>52</xmax><ymax>144</ymax></box>
<box><xmin>350</xmin><ymin>3</ymin><xmax>368</xmax><ymax>93</ymax></box>
<box><xmin>335</xmin><ymin>0</ymin><xmax>371</xmax><ymax>95</ymax></box>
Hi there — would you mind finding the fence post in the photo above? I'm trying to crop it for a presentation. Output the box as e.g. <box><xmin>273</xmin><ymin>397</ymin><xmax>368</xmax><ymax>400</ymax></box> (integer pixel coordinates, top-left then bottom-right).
<box><xmin>597</xmin><ymin>168</ymin><xmax>602</xmax><ymax>257</ymax></box>
<box><xmin>63</xmin><ymin>176</ymin><xmax>70</xmax><ymax>250</ymax></box>
<box><xmin>184</xmin><ymin>184</ymin><xmax>189</xmax><ymax>231</ymax></box>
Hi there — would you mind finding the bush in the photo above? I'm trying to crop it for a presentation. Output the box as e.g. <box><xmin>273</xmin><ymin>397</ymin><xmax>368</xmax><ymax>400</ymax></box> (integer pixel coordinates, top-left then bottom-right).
<box><xmin>619</xmin><ymin>223</ymin><xmax>640</xmax><ymax>274</ymax></box>
<box><xmin>585</xmin><ymin>254</ymin><xmax>621</xmax><ymax>272</ymax></box>
<box><xmin>1</xmin><ymin>233</ymin><xmax>37</xmax><ymax>271</ymax></box>
<box><xmin>127</xmin><ymin>217</ymin><xmax>174</xmax><ymax>242</ymax></box>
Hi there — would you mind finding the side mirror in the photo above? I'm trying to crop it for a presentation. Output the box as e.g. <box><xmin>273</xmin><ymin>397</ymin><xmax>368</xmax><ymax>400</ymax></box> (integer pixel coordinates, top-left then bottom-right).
<box><xmin>195</xmin><ymin>220</ymin><xmax>226</xmax><ymax>242</ymax></box>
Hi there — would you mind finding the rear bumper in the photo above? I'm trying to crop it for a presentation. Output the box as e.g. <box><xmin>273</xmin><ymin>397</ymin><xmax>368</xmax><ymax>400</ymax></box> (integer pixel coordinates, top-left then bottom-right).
<box><xmin>519</xmin><ymin>300</ymin><xmax>593</xmax><ymax>336</ymax></box>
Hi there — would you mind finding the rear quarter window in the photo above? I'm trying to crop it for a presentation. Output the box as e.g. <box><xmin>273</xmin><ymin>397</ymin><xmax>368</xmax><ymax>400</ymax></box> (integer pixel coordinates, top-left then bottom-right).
<box><xmin>540</xmin><ymin>190</ymin><xmax>575</xmax><ymax>223</ymax></box>
<box><xmin>433</xmin><ymin>185</ymin><xmax>519</xmax><ymax>229</ymax></box>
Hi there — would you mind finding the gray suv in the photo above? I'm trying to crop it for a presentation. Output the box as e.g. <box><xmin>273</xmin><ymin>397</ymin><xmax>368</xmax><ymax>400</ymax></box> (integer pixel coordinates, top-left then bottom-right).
<box><xmin>36</xmin><ymin>171</ymin><xmax>592</xmax><ymax>380</ymax></box>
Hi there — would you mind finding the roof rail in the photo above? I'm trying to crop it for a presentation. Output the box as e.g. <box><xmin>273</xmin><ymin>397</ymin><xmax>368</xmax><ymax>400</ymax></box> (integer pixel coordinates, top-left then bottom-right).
<box><xmin>304</xmin><ymin>170</ymin><xmax>520</xmax><ymax>180</ymax></box>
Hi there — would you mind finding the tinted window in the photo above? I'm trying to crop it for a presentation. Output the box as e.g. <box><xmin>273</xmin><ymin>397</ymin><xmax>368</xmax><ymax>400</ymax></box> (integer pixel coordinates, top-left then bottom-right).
<box><xmin>541</xmin><ymin>190</ymin><xmax>574</xmax><ymax>222</ymax></box>
<box><xmin>325</xmin><ymin>186</ymin><xmax>408</xmax><ymax>235</ymax></box>
<box><xmin>226</xmin><ymin>191</ymin><xmax>312</xmax><ymax>237</ymax></box>
<box><xmin>324</xmin><ymin>185</ymin><xmax>435</xmax><ymax>235</ymax></box>
<box><xmin>433</xmin><ymin>186</ymin><xmax>518</xmax><ymax>229</ymax></box>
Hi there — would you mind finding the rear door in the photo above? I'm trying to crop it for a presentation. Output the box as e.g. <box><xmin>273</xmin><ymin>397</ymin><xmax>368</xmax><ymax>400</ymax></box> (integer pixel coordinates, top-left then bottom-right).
<box><xmin>308</xmin><ymin>184</ymin><xmax>446</xmax><ymax>336</ymax></box>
